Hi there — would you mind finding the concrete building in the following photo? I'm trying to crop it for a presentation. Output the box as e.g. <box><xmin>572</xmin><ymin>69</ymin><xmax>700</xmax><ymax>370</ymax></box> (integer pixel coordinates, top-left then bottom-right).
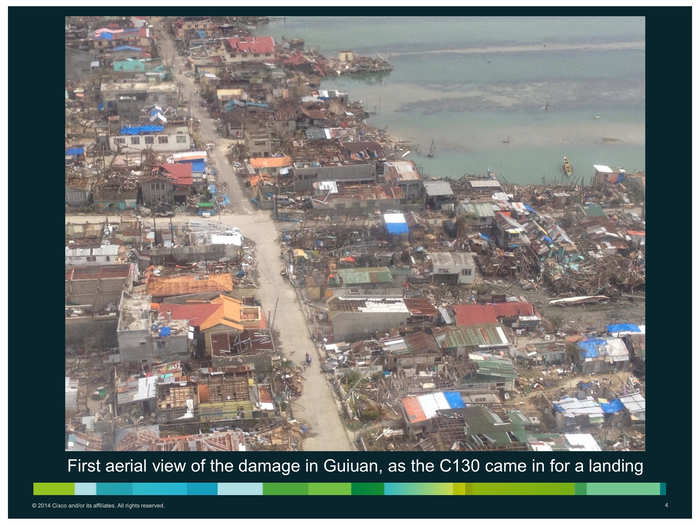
<box><xmin>456</xmin><ymin>201</ymin><xmax>496</xmax><ymax>229</ymax></box>
<box><xmin>100</xmin><ymin>81</ymin><xmax>178</xmax><ymax>121</ymax></box>
<box><xmin>117</xmin><ymin>292</ymin><xmax>190</xmax><ymax>363</ymax></box>
<box><xmin>384</xmin><ymin>160</ymin><xmax>423</xmax><ymax>202</ymax></box>
<box><xmin>292</xmin><ymin>163</ymin><xmax>377</xmax><ymax>192</ymax></box>
<box><xmin>327</xmin><ymin>296</ymin><xmax>410</xmax><ymax>340</ymax></box>
<box><xmin>109</xmin><ymin>126</ymin><xmax>191</xmax><ymax>153</ymax></box>
<box><xmin>428</xmin><ymin>252</ymin><xmax>476</xmax><ymax>285</ymax></box>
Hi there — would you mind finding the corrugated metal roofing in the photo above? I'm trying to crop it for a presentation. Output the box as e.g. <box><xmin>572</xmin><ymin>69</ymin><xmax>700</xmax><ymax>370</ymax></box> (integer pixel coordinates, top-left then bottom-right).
<box><xmin>423</xmin><ymin>180</ymin><xmax>454</xmax><ymax>197</ymax></box>
<box><xmin>435</xmin><ymin>325</ymin><xmax>509</xmax><ymax>348</ymax></box>
<box><xmin>336</xmin><ymin>267</ymin><xmax>393</xmax><ymax>285</ymax></box>
<box><xmin>147</xmin><ymin>273</ymin><xmax>233</xmax><ymax>298</ymax></box>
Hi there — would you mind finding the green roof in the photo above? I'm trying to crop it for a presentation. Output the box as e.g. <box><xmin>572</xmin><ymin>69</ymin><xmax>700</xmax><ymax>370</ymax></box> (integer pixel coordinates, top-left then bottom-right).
<box><xmin>459</xmin><ymin>202</ymin><xmax>495</xmax><ymax>218</ymax></box>
<box><xmin>463</xmin><ymin>406</ymin><xmax>516</xmax><ymax>447</ymax></box>
<box><xmin>584</xmin><ymin>204</ymin><xmax>607</xmax><ymax>217</ymax></box>
<box><xmin>336</xmin><ymin>267</ymin><xmax>393</xmax><ymax>286</ymax></box>
<box><xmin>474</xmin><ymin>359</ymin><xmax>517</xmax><ymax>380</ymax></box>
<box><xmin>435</xmin><ymin>325</ymin><xmax>508</xmax><ymax>348</ymax></box>
<box><xmin>197</xmin><ymin>202</ymin><xmax>215</xmax><ymax>208</ymax></box>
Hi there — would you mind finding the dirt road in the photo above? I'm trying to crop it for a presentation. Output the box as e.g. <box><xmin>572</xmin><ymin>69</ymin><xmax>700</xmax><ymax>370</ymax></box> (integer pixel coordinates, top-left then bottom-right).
<box><xmin>78</xmin><ymin>20</ymin><xmax>353</xmax><ymax>451</ymax></box>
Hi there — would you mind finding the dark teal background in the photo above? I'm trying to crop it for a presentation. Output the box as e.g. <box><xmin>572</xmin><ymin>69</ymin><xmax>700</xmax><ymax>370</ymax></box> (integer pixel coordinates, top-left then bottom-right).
<box><xmin>8</xmin><ymin>6</ymin><xmax>691</xmax><ymax>518</ymax></box>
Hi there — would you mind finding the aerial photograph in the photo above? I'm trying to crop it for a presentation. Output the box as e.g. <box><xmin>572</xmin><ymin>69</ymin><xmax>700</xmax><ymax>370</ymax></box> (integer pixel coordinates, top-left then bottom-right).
<box><xmin>65</xmin><ymin>16</ymin><xmax>645</xmax><ymax>452</ymax></box>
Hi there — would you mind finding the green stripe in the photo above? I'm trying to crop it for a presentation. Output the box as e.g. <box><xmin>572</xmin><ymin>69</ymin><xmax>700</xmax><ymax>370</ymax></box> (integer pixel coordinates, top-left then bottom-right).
<box><xmin>469</xmin><ymin>483</ymin><xmax>576</xmax><ymax>496</ymax></box>
<box><xmin>351</xmin><ymin>483</ymin><xmax>384</xmax><ymax>495</ymax></box>
<box><xmin>263</xmin><ymin>483</ymin><xmax>307</xmax><ymax>496</ymax></box>
<box><xmin>34</xmin><ymin>483</ymin><xmax>74</xmax><ymax>496</ymax></box>
<box><xmin>307</xmin><ymin>483</ymin><xmax>352</xmax><ymax>495</ymax></box>
<box><xmin>585</xmin><ymin>483</ymin><xmax>662</xmax><ymax>496</ymax></box>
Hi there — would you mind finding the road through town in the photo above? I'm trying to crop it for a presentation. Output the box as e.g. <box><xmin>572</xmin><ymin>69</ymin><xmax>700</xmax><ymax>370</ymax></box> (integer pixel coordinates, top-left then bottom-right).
<box><xmin>67</xmin><ymin>20</ymin><xmax>352</xmax><ymax>451</ymax></box>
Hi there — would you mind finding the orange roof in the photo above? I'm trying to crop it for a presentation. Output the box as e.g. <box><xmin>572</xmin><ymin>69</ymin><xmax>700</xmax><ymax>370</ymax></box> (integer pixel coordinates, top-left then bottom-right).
<box><xmin>249</xmin><ymin>156</ymin><xmax>292</xmax><ymax>169</ymax></box>
<box><xmin>200</xmin><ymin>295</ymin><xmax>266</xmax><ymax>331</ymax></box>
<box><xmin>402</xmin><ymin>396</ymin><xmax>427</xmax><ymax>424</ymax></box>
<box><xmin>147</xmin><ymin>273</ymin><xmax>233</xmax><ymax>298</ymax></box>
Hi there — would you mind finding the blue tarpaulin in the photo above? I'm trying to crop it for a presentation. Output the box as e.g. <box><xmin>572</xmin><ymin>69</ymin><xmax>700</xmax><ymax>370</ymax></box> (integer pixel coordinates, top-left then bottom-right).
<box><xmin>606</xmin><ymin>323</ymin><xmax>641</xmax><ymax>334</ymax></box>
<box><xmin>189</xmin><ymin>159</ymin><xmax>206</xmax><ymax>173</ymax></box>
<box><xmin>66</xmin><ymin>147</ymin><xmax>85</xmax><ymax>156</ymax></box>
<box><xmin>386</xmin><ymin>223</ymin><xmax>409</xmax><ymax>235</ymax></box>
<box><xmin>542</xmin><ymin>235</ymin><xmax>553</xmax><ymax>244</ymax></box>
<box><xmin>524</xmin><ymin>204</ymin><xmax>536</xmax><ymax>213</ymax></box>
<box><xmin>577</xmin><ymin>338</ymin><xmax>607</xmax><ymax>359</ymax></box>
<box><xmin>443</xmin><ymin>391</ymin><xmax>466</xmax><ymax>409</ymax></box>
<box><xmin>119</xmin><ymin>125</ymin><xmax>164</xmax><ymax>135</ymax></box>
<box><xmin>97</xmin><ymin>32</ymin><xmax>113</xmax><ymax>40</ymax></box>
<box><xmin>114</xmin><ymin>45</ymin><xmax>141</xmax><ymax>52</ymax></box>
<box><xmin>98</xmin><ymin>102</ymin><xmax>104</xmax><ymax>111</ymax></box>
<box><xmin>197</xmin><ymin>30</ymin><xmax>206</xmax><ymax>39</ymax></box>
<box><xmin>479</xmin><ymin>232</ymin><xmax>492</xmax><ymax>241</ymax></box>
<box><xmin>600</xmin><ymin>399</ymin><xmax>624</xmax><ymax>414</ymax></box>
<box><xmin>159</xmin><ymin>326</ymin><xmax>171</xmax><ymax>337</ymax></box>
<box><xmin>208</xmin><ymin>184</ymin><xmax>217</xmax><ymax>194</ymax></box>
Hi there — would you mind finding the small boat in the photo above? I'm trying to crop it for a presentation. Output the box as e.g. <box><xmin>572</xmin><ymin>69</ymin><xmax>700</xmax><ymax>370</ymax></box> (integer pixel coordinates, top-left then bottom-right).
<box><xmin>562</xmin><ymin>156</ymin><xmax>573</xmax><ymax>177</ymax></box>
<box><xmin>426</xmin><ymin>140</ymin><xmax>436</xmax><ymax>158</ymax></box>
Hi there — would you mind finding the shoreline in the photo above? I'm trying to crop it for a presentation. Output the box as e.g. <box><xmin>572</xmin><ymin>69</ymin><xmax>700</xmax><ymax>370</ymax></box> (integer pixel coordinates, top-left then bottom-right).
<box><xmin>384</xmin><ymin>40</ymin><xmax>645</xmax><ymax>58</ymax></box>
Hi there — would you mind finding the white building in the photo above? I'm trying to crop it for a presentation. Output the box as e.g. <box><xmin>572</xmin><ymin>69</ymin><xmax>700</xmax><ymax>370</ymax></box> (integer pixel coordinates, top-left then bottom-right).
<box><xmin>109</xmin><ymin>126</ymin><xmax>191</xmax><ymax>152</ymax></box>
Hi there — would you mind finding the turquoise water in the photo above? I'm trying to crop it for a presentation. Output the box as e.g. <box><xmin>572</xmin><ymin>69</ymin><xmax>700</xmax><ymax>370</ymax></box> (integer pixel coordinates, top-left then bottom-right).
<box><xmin>257</xmin><ymin>16</ymin><xmax>645</xmax><ymax>184</ymax></box>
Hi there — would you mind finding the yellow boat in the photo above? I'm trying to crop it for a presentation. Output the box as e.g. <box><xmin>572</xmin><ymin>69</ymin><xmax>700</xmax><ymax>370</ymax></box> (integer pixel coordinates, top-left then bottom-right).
<box><xmin>562</xmin><ymin>156</ymin><xmax>573</xmax><ymax>177</ymax></box>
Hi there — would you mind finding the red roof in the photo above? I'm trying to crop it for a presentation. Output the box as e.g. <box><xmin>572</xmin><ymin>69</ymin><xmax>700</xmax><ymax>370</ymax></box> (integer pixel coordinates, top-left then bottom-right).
<box><xmin>404</xmin><ymin>297</ymin><xmax>439</xmax><ymax>317</ymax></box>
<box><xmin>156</xmin><ymin>303</ymin><xmax>222</xmax><ymax>327</ymax></box>
<box><xmin>453</xmin><ymin>302</ymin><xmax>535</xmax><ymax>326</ymax></box>
<box><xmin>489</xmin><ymin>301</ymin><xmax>534</xmax><ymax>318</ymax></box>
<box><xmin>226</xmin><ymin>36</ymin><xmax>275</xmax><ymax>55</ymax></box>
<box><xmin>453</xmin><ymin>304</ymin><xmax>499</xmax><ymax>327</ymax></box>
<box><xmin>160</xmin><ymin>163</ymin><xmax>193</xmax><ymax>185</ymax></box>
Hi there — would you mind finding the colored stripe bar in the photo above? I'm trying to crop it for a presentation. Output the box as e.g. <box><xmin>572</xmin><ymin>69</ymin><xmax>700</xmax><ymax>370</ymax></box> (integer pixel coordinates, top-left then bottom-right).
<box><xmin>33</xmin><ymin>482</ymin><xmax>666</xmax><ymax>496</ymax></box>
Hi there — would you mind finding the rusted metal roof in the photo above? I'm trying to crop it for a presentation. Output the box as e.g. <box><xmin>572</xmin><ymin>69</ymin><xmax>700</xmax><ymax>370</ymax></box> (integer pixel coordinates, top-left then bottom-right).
<box><xmin>147</xmin><ymin>273</ymin><xmax>233</xmax><ymax>298</ymax></box>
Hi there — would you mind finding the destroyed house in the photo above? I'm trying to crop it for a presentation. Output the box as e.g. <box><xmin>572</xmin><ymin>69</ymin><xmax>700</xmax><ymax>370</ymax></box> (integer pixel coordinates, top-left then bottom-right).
<box><xmin>553</xmin><ymin>396</ymin><xmax>605</xmax><ymax>429</ymax></box>
<box><xmin>577</xmin><ymin>337</ymin><xmax>629</xmax><ymax>373</ymax></box>
<box><xmin>456</xmin><ymin>201</ymin><xmax>496</xmax><ymax>229</ymax></box>
<box><xmin>100</xmin><ymin>81</ymin><xmax>178</xmax><ymax>121</ymax></box>
<box><xmin>434</xmin><ymin>325</ymin><xmax>510</xmax><ymax>357</ymax></box>
<box><xmin>403</xmin><ymin>297</ymin><xmax>440</xmax><ymax>324</ymax></box>
<box><xmin>292</xmin><ymin>163</ymin><xmax>377</xmax><ymax>192</ymax></box>
<box><xmin>66</xmin><ymin>244</ymin><xmax>121</xmax><ymax>266</ymax></box>
<box><xmin>117</xmin><ymin>292</ymin><xmax>191</xmax><ymax>363</ymax></box>
<box><xmin>494</xmin><ymin>212</ymin><xmax>530</xmax><ymax>250</ymax></box>
<box><xmin>198</xmin><ymin>295</ymin><xmax>267</xmax><ymax>365</ymax></box>
<box><xmin>618</xmin><ymin>393</ymin><xmax>645</xmax><ymax>426</ymax></box>
<box><xmin>197</xmin><ymin>373</ymin><xmax>255</xmax><ymax>421</ymax></box>
<box><xmin>341</xmin><ymin>141</ymin><xmax>385</xmax><ymax>163</ymax></box>
<box><xmin>401</xmin><ymin>391</ymin><xmax>466</xmax><ymax>435</ymax></box>
<box><xmin>468</xmin><ymin>179</ymin><xmax>502</xmax><ymax>194</ymax></box>
<box><xmin>331</xmin><ymin>266</ymin><xmax>395</xmax><ymax>291</ymax></box>
<box><xmin>423</xmin><ymin>180</ymin><xmax>455</xmax><ymax>210</ymax></box>
<box><xmin>327</xmin><ymin>296</ymin><xmax>410</xmax><ymax>341</ymax></box>
<box><xmin>225</xmin><ymin>36</ymin><xmax>276</xmax><ymax>62</ymax></box>
<box><xmin>458</xmin><ymin>354</ymin><xmax>517</xmax><ymax>392</ymax></box>
<box><xmin>139</xmin><ymin>163</ymin><xmax>194</xmax><ymax>207</ymax></box>
<box><xmin>384</xmin><ymin>160</ymin><xmax>423</xmax><ymax>201</ymax></box>
<box><xmin>459</xmin><ymin>406</ymin><xmax>526</xmax><ymax>450</ymax></box>
<box><xmin>383</xmin><ymin>331</ymin><xmax>441</xmax><ymax>371</ymax></box>
<box><xmin>66</xmin><ymin>264</ymin><xmax>135</xmax><ymax>312</ymax></box>
<box><xmin>527</xmin><ymin>433</ymin><xmax>602</xmax><ymax>452</ymax></box>
<box><xmin>156</xmin><ymin>381</ymin><xmax>198</xmax><ymax>423</ymax></box>
<box><xmin>116</xmin><ymin>427</ymin><xmax>245</xmax><ymax>451</ymax></box>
